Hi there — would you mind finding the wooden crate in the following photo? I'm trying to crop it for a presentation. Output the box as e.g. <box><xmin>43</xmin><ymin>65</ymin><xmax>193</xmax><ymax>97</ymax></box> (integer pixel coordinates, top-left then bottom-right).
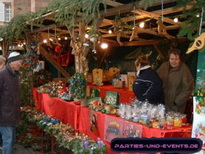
<box><xmin>127</xmin><ymin>75</ymin><xmax>135</xmax><ymax>91</ymax></box>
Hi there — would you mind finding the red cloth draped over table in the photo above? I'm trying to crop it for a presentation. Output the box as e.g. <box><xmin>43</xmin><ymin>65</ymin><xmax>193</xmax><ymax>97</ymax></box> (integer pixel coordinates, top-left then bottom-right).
<box><xmin>32</xmin><ymin>88</ymin><xmax>80</xmax><ymax>129</ymax></box>
<box><xmin>33</xmin><ymin>88</ymin><xmax>192</xmax><ymax>154</ymax></box>
<box><xmin>78</xmin><ymin>107</ymin><xmax>192</xmax><ymax>154</ymax></box>
<box><xmin>88</xmin><ymin>84</ymin><xmax>135</xmax><ymax>103</ymax></box>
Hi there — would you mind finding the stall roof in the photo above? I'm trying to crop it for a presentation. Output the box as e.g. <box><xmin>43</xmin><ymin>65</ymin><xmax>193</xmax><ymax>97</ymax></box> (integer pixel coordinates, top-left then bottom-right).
<box><xmin>27</xmin><ymin>0</ymin><xmax>194</xmax><ymax>47</ymax></box>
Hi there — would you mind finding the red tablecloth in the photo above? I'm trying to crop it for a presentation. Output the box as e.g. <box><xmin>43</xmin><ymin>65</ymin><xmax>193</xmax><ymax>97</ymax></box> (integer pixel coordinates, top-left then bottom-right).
<box><xmin>88</xmin><ymin>84</ymin><xmax>135</xmax><ymax>103</ymax></box>
<box><xmin>78</xmin><ymin>107</ymin><xmax>192</xmax><ymax>154</ymax></box>
<box><xmin>33</xmin><ymin>88</ymin><xmax>192</xmax><ymax>154</ymax></box>
<box><xmin>32</xmin><ymin>88</ymin><xmax>80</xmax><ymax>129</ymax></box>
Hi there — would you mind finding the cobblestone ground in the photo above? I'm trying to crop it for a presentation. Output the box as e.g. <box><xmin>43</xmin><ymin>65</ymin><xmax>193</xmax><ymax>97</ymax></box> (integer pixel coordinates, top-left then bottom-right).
<box><xmin>0</xmin><ymin>143</ymin><xmax>73</xmax><ymax>154</ymax></box>
<box><xmin>0</xmin><ymin>144</ymin><xmax>43</xmax><ymax>154</ymax></box>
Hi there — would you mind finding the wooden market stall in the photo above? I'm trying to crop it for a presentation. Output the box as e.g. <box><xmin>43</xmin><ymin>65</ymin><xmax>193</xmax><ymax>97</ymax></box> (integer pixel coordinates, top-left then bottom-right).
<box><xmin>1</xmin><ymin>0</ymin><xmax>205</xmax><ymax>153</ymax></box>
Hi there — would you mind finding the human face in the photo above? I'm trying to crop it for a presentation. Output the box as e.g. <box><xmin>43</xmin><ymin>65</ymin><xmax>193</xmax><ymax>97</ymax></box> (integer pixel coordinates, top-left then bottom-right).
<box><xmin>169</xmin><ymin>53</ymin><xmax>180</xmax><ymax>68</ymax></box>
<box><xmin>0</xmin><ymin>62</ymin><xmax>5</xmax><ymax>69</ymax></box>
<box><xmin>10</xmin><ymin>59</ymin><xmax>23</xmax><ymax>71</ymax></box>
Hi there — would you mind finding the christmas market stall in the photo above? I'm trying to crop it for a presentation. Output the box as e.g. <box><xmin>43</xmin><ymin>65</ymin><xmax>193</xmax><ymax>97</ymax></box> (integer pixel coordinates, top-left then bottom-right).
<box><xmin>0</xmin><ymin>0</ymin><xmax>205</xmax><ymax>153</ymax></box>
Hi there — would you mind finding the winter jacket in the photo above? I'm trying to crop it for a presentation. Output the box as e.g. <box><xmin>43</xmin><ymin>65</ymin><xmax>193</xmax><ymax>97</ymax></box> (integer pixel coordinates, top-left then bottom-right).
<box><xmin>0</xmin><ymin>63</ymin><xmax>21</xmax><ymax>126</ymax></box>
<box><xmin>132</xmin><ymin>67</ymin><xmax>164</xmax><ymax>105</ymax></box>
<box><xmin>157</xmin><ymin>61</ymin><xmax>194</xmax><ymax>113</ymax></box>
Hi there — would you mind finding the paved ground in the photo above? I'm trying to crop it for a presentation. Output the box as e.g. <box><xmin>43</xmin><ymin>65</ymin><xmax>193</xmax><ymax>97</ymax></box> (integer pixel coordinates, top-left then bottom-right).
<box><xmin>0</xmin><ymin>144</ymin><xmax>44</xmax><ymax>154</ymax></box>
<box><xmin>0</xmin><ymin>143</ymin><xmax>74</xmax><ymax>154</ymax></box>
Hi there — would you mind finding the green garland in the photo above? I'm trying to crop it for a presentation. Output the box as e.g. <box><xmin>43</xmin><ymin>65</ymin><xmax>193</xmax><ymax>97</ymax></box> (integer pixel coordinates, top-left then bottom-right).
<box><xmin>21</xmin><ymin>107</ymin><xmax>107</xmax><ymax>154</ymax></box>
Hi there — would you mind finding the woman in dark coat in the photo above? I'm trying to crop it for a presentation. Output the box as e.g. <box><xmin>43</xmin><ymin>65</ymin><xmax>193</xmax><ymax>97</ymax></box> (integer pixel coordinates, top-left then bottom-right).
<box><xmin>157</xmin><ymin>49</ymin><xmax>194</xmax><ymax>113</ymax></box>
<box><xmin>133</xmin><ymin>55</ymin><xmax>164</xmax><ymax>105</ymax></box>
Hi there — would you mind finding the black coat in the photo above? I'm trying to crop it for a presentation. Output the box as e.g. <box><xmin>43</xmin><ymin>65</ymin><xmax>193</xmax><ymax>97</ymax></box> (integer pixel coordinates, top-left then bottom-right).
<box><xmin>133</xmin><ymin>68</ymin><xmax>164</xmax><ymax>105</ymax></box>
<box><xmin>0</xmin><ymin>64</ymin><xmax>21</xmax><ymax>126</ymax></box>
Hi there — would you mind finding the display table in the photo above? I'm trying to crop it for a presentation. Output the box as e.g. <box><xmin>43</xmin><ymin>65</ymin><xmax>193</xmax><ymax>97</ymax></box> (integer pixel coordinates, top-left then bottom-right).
<box><xmin>88</xmin><ymin>84</ymin><xmax>135</xmax><ymax>103</ymax></box>
<box><xmin>78</xmin><ymin>107</ymin><xmax>192</xmax><ymax>154</ymax></box>
<box><xmin>32</xmin><ymin>88</ymin><xmax>80</xmax><ymax>129</ymax></box>
<box><xmin>33</xmin><ymin>88</ymin><xmax>192</xmax><ymax>154</ymax></box>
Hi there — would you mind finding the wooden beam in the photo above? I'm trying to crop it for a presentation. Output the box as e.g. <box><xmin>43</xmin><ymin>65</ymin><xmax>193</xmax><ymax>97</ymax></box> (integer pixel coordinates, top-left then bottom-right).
<box><xmin>101</xmin><ymin>0</ymin><xmax>177</xmax><ymax>18</ymax></box>
<box><xmin>123</xmin><ymin>40</ymin><xmax>164</xmax><ymax>46</ymax></box>
<box><xmin>101</xmin><ymin>2</ymin><xmax>138</xmax><ymax>17</ymax></box>
<box><xmin>153</xmin><ymin>45</ymin><xmax>166</xmax><ymax>59</ymax></box>
<box><xmin>134</xmin><ymin>9</ymin><xmax>181</xmax><ymax>25</ymax></box>
<box><xmin>122</xmin><ymin>37</ymin><xmax>188</xmax><ymax>46</ymax></box>
<box><xmin>100</xmin><ymin>4</ymin><xmax>193</xmax><ymax>28</ymax></box>
<box><xmin>104</xmin><ymin>0</ymin><xmax>123</xmax><ymax>7</ymax></box>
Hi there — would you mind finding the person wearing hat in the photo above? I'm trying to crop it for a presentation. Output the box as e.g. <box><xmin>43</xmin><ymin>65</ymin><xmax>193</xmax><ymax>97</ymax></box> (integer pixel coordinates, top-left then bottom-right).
<box><xmin>0</xmin><ymin>55</ymin><xmax>6</xmax><ymax>148</ymax></box>
<box><xmin>0</xmin><ymin>51</ymin><xmax>23</xmax><ymax>154</ymax></box>
<box><xmin>0</xmin><ymin>55</ymin><xmax>6</xmax><ymax>69</ymax></box>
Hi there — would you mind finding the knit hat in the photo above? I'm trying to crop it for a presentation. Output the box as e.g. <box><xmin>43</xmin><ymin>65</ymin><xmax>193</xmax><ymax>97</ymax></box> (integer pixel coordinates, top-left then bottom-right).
<box><xmin>7</xmin><ymin>51</ymin><xmax>22</xmax><ymax>63</ymax></box>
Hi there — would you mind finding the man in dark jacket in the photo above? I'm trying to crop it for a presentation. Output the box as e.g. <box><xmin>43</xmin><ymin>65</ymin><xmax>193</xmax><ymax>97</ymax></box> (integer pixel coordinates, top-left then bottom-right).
<box><xmin>0</xmin><ymin>51</ymin><xmax>23</xmax><ymax>154</ymax></box>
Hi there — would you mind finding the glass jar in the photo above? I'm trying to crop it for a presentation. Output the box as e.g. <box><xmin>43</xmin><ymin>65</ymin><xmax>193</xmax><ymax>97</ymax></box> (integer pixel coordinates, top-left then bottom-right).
<box><xmin>166</xmin><ymin>115</ymin><xmax>174</xmax><ymax>126</ymax></box>
<box><xmin>174</xmin><ymin>116</ymin><xmax>182</xmax><ymax>127</ymax></box>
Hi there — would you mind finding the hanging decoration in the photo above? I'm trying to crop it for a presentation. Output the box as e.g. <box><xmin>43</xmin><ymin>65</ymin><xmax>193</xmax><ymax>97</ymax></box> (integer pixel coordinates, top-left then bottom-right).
<box><xmin>130</xmin><ymin>5</ymin><xmax>139</xmax><ymax>41</ymax></box>
<box><xmin>54</xmin><ymin>45</ymin><xmax>62</xmax><ymax>53</ymax></box>
<box><xmin>68</xmin><ymin>28</ymin><xmax>81</xmax><ymax>72</ymax></box>
<box><xmin>186</xmin><ymin>7</ymin><xmax>205</xmax><ymax>54</ymax></box>
<box><xmin>186</xmin><ymin>32</ymin><xmax>205</xmax><ymax>54</ymax></box>
<box><xmin>114</xmin><ymin>14</ymin><xmax>124</xmax><ymax>46</ymax></box>
<box><xmin>156</xmin><ymin>0</ymin><xmax>174</xmax><ymax>39</ymax></box>
<box><xmin>52</xmin><ymin>26</ymin><xmax>61</xmax><ymax>46</ymax></box>
<box><xmin>157</xmin><ymin>17</ymin><xmax>175</xmax><ymax>39</ymax></box>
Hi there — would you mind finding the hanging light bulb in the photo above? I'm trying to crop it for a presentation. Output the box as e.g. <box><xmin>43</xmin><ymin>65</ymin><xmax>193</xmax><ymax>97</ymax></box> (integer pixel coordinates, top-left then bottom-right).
<box><xmin>85</xmin><ymin>33</ymin><xmax>89</xmax><ymax>38</ymax></box>
<box><xmin>92</xmin><ymin>49</ymin><xmax>97</xmax><ymax>54</ymax></box>
<box><xmin>58</xmin><ymin>37</ymin><xmax>61</xmax><ymax>41</ymax></box>
<box><xmin>196</xmin><ymin>13</ymin><xmax>200</xmax><ymax>18</ymax></box>
<box><xmin>43</xmin><ymin>39</ymin><xmax>47</xmax><ymax>43</ymax></box>
<box><xmin>139</xmin><ymin>22</ymin><xmax>145</xmax><ymax>28</ymax></box>
<box><xmin>83</xmin><ymin>42</ymin><xmax>89</xmax><ymax>46</ymax></box>
<box><xmin>64</xmin><ymin>36</ymin><xmax>68</xmax><ymax>40</ymax></box>
<box><xmin>173</xmin><ymin>17</ymin><xmax>178</xmax><ymax>23</ymax></box>
<box><xmin>100</xmin><ymin>43</ymin><xmax>108</xmax><ymax>49</ymax></box>
<box><xmin>108</xmin><ymin>29</ymin><xmax>112</xmax><ymax>34</ymax></box>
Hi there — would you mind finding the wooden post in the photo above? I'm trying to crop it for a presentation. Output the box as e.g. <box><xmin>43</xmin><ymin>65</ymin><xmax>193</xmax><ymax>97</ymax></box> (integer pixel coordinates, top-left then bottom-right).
<box><xmin>78</xmin><ymin>22</ymin><xmax>86</xmax><ymax>73</ymax></box>
<box><xmin>0</xmin><ymin>40</ymin><xmax>9</xmax><ymax>57</ymax></box>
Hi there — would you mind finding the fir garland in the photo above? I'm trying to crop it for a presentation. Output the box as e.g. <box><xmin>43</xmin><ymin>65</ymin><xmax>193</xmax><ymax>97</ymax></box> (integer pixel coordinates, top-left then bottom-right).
<box><xmin>175</xmin><ymin>0</ymin><xmax>205</xmax><ymax>40</ymax></box>
<box><xmin>20</xmin><ymin>107</ymin><xmax>107</xmax><ymax>154</ymax></box>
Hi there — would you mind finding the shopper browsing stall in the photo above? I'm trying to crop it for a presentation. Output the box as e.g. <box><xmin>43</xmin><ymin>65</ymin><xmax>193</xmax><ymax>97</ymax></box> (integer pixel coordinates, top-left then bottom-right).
<box><xmin>157</xmin><ymin>48</ymin><xmax>194</xmax><ymax>113</ymax></box>
<box><xmin>0</xmin><ymin>52</ymin><xmax>23</xmax><ymax>154</ymax></box>
<box><xmin>132</xmin><ymin>55</ymin><xmax>164</xmax><ymax>105</ymax></box>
